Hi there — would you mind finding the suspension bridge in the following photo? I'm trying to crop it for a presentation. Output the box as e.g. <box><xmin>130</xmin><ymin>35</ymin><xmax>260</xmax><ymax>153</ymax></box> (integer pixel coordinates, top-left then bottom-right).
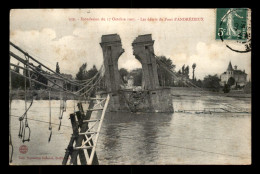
<box><xmin>9</xmin><ymin>34</ymin><xmax>250</xmax><ymax>165</ymax></box>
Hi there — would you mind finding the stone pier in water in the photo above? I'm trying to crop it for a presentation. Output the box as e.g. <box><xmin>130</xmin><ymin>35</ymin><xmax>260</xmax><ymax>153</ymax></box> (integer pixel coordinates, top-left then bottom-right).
<box><xmin>100</xmin><ymin>34</ymin><xmax>173</xmax><ymax>113</ymax></box>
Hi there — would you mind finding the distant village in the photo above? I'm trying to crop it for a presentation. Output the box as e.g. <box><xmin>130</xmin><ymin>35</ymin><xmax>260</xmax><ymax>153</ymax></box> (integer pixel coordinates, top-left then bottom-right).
<box><xmin>121</xmin><ymin>60</ymin><xmax>250</xmax><ymax>93</ymax></box>
<box><xmin>220</xmin><ymin>61</ymin><xmax>248</xmax><ymax>88</ymax></box>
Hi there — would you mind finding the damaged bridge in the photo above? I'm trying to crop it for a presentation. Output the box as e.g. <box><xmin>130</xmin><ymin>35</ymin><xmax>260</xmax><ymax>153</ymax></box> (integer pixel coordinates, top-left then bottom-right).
<box><xmin>100</xmin><ymin>34</ymin><xmax>174</xmax><ymax>113</ymax></box>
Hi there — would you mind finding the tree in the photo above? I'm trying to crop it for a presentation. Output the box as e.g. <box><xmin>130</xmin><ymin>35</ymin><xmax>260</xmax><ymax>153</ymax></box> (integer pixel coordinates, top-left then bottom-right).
<box><xmin>192</xmin><ymin>63</ymin><xmax>196</xmax><ymax>81</ymax></box>
<box><xmin>85</xmin><ymin>65</ymin><xmax>99</xmax><ymax>92</ymax></box>
<box><xmin>243</xmin><ymin>81</ymin><xmax>251</xmax><ymax>94</ymax></box>
<box><xmin>223</xmin><ymin>84</ymin><xmax>231</xmax><ymax>93</ymax></box>
<box><xmin>129</xmin><ymin>68</ymin><xmax>142</xmax><ymax>86</ymax></box>
<box><xmin>11</xmin><ymin>63</ymin><xmax>25</xmax><ymax>89</ymax></box>
<box><xmin>227</xmin><ymin>77</ymin><xmax>235</xmax><ymax>86</ymax></box>
<box><xmin>119</xmin><ymin>68</ymin><xmax>129</xmax><ymax>84</ymax></box>
<box><xmin>86</xmin><ymin>65</ymin><xmax>98</xmax><ymax>80</ymax></box>
<box><xmin>184</xmin><ymin>66</ymin><xmax>189</xmax><ymax>77</ymax></box>
<box><xmin>181</xmin><ymin>65</ymin><xmax>185</xmax><ymax>74</ymax></box>
<box><xmin>156</xmin><ymin>56</ymin><xmax>176</xmax><ymax>87</ymax></box>
<box><xmin>56</xmin><ymin>62</ymin><xmax>60</xmax><ymax>74</ymax></box>
<box><xmin>35</xmin><ymin>65</ymin><xmax>47</xmax><ymax>89</ymax></box>
<box><xmin>195</xmin><ymin>79</ymin><xmax>203</xmax><ymax>88</ymax></box>
<box><xmin>76</xmin><ymin>63</ymin><xmax>87</xmax><ymax>81</ymax></box>
<box><xmin>202</xmin><ymin>74</ymin><xmax>221</xmax><ymax>92</ymax></box>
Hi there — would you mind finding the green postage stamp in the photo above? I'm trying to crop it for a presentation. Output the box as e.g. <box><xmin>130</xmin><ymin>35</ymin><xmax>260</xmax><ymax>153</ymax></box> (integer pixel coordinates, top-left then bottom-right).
<box><xmin>216</xmin><ymin>8</ymin><xmax>248</xmax><ymax>40</ymax></box>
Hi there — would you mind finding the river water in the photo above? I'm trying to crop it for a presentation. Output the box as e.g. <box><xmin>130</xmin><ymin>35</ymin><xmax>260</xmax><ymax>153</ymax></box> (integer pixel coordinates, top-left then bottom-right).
<box><xmin>9</xmin><ymin>94</ymin><xmax>251</xmax><ymax>165</ymax></box>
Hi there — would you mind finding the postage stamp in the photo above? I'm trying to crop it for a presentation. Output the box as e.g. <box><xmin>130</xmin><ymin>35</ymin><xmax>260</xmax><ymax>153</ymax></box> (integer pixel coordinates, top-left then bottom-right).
<box><xmin>216</xmin><ymin>8</ymin><xmax>251</xmax><ymax>53</ymax></box>
<box><xmin>216</xmin><ymin>8</ymin><xmax>248</xmax><ymax>40</ymax></box>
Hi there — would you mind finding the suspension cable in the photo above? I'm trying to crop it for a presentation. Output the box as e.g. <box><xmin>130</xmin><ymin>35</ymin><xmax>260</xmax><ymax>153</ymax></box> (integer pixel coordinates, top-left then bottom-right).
<box><xmin>9</xmin><ymin>59</ymin><xmax>13</xmax><ymax>163</ymax></box>
<box><xmin>48</xmin><ymin>90</ymin><xmax>52</xmax><ymax>142</ymax></box>
<box><xmin>58</xmin><ymin>91</ymin><xmax>64</xmax><ymax>131</ymax></box>
<box><xmin>10</xmin><ymin>54</ymin><xmax>101</xmax><ymax>97</ymax></box>
<box><xmin>9</xmin><ymin>52</ymin><xmax>82</xmax><ymax>95</ymax></box>
<box><xmin>153</xmin><ymin>51</ymin><xmax>246</xmax><ymax>111</ymax></box>
<box><xmin>10</xmin><ymin>70</ymin><xmax>82</xmax><ymax>98</ymax></box>
<box><xmin>22</xmin><ymin>56</ymin><xmax>31</xmax><ymax>143</ymax></box>
<box><xmin>10</xmin><ymin>42</ymin><xmax>86</xmax><ymax>87</ymax></box>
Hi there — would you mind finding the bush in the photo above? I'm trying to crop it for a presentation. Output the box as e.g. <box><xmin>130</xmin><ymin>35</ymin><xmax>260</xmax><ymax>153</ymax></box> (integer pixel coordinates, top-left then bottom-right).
<box><xmin>223</xmin><ymin>84</ymin><xmax>231</xmax><ymax>93</ymax></box>
<box><xmin>202</xmin><ymin>74</ymin><xmax>221</xmax><ymax>92</ymax></box>
<box><xmin>227</xmin><ymin>77</ymin><xmax>235</xmax><ymax>86</ymax></box>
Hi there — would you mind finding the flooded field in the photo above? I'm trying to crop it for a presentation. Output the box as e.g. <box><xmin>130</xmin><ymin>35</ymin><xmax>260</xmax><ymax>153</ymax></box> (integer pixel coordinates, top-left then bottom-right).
<box><xmin>9</xmin><ymin>94</ymin><xmax>251</xmax><ymax>165</ymax></box>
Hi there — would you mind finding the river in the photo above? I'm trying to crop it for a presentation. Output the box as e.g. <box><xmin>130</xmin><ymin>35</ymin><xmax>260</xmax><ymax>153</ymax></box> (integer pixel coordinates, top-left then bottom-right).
<box><xmin>9</xmin><ymin>94</ymin><xmax>251</xmax><ymax>165</ymax></box>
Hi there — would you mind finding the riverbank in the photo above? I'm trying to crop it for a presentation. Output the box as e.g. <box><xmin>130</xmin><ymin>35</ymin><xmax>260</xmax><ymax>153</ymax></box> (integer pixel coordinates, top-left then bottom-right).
<box><xmin>10</xmin><ymin>89</ymin><xmax>77</xmax><ymax>100</ymax></box>
<box><xmin>10</xmin><ymin>87</ymin><xmax>251</xmax><ymax>100</ymax></box>
<box><xmin>170</xmin><ymin>87</ymin><xmax>251</xmax><ymax>98</ymax></box>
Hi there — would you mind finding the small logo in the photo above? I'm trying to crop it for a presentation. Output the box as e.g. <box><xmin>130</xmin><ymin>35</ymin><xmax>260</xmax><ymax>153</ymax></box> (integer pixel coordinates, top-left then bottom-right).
<box><xmin>19</xmin><ymin>145</ymin><xmax>28</xmax><ymax>154</ymax></box>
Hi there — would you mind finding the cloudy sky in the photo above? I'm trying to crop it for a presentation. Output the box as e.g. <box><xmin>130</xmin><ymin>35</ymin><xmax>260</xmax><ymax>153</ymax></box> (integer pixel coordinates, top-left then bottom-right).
<box><xmin>10</xmin><ymin>9</ymin><xmax>251</xmax><ymax>80</ymax></box>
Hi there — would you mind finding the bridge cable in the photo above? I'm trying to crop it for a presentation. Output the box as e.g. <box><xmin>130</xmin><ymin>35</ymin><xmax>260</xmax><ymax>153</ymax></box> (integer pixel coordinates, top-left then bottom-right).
<box><xmin>10</xmin><ymin>42</ymin><xmax>88</xmax><ymax>87</ymax></box>
<box><xmin>9</xmin><ymin>52</ymin><xmax>82</xmax><ymax>96</ymax></box>
<box><xmin>9</xmin><ymin>58</ymin><xmax>13</xmax><ymax>163</ymax></box>
<box><xmin>10</xmin><ymin>51</ymin><xmax>103</xmax><ymax>98</ymax></box>
<box><xmin>48</xmin><ymin>90</ymin><xmax>52</xmax><ymax>142</ymax></box>
<box><xmin>17</xmin><ymin>56</ymin><xmax>32</xmax><ymax>143</ymax></box>
<box><xmin>23</xmin><ymin>55</ymin><xmax>32</xmax><ymax>143</ymax></box>
<box><xmin>152</xmin><ymin>51</ymin><xmax>247</xmax><ymax>111</ymax></box>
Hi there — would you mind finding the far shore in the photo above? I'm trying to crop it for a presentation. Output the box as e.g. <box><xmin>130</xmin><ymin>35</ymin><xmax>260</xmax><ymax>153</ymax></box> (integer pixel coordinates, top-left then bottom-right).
<box><xmin>10</xmin><ymin>87</ymin><xmax>251</xmax><ymax>100</ymax></box>
<box><xmin>169</xmin><ymin>87</ymin><xmax>251</xmax><ymax>98</ymax></box>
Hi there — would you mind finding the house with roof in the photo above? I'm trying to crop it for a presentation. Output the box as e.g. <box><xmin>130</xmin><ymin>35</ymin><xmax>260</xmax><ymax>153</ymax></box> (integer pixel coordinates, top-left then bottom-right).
<box><xmin>220</xmin><ymin>61</ymin><xmax>247</xmax><ymax>88</ymax></box>
<box><xmin>47</xmin><ymin>73</ymin><xmax>74</xmax><ymax>91</ymax></box>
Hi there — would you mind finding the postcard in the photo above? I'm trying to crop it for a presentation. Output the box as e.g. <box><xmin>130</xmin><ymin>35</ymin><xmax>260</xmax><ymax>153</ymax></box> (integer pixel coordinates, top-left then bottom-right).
<box><xmin>9</xmin><ymin>8</ymin><xmax>251</xmax><ymax>165</ymax></box>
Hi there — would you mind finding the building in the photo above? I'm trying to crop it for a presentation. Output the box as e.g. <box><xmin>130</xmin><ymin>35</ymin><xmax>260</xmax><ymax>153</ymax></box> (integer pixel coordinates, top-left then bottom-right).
<box><xmin>47</xmin><ymin>73</ymin><xmax>73</xmax><ymax>91</ymax></box>
<box><xmin>220</xmin><ymin>61</ymin><xmax>247</xmax><ymax>88</ymax></box>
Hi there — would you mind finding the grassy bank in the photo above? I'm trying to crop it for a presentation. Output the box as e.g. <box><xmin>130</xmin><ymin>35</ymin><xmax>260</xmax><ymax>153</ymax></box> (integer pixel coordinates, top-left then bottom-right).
<box><xmin>10</xmin><ymin>89</ymin><xmax>77</xmax><ymax>100</ymax></box>
<box><xmin>170</xmin><ymin>87</ymin><xmax>251</xmax><ymax>98</ymax></box>
<box><xmin>10</xmin><ymin>87</ymin><xmax>251</xmax><ymax>100</ymax></box>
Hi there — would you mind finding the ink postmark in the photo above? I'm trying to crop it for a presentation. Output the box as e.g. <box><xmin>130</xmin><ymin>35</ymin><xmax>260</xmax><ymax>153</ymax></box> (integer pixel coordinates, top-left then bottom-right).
<box><xmin>19</xmin><ymin>145</ymin><xmax>28</xmax><ymax>154</ymax></box>
<box><xmin>216</xmin><ymin>8</ymin><xmax>251</xmax><ymax>53</ymax></box>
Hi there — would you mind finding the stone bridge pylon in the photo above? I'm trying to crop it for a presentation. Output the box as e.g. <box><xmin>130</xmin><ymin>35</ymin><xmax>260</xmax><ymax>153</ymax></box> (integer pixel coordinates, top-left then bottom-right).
<box><xmin>100</xmin><ymin>34</ymin><xmax>124</xmax><ymax>93</ymax></box>
<box><xmin>132</xmin><ymin>34</ymin><xmax>160</xmax><ymax>90</ymax></box>
<box><xmin>100</xmin><ymin>34</ymin><xmax>173</xmax><ymax>113</ymax></box>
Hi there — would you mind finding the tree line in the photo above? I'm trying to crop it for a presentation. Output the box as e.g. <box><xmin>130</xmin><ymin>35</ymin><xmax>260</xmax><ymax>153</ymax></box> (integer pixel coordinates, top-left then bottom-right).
<box><xmin>11</xmin><ymin>57</ymin><xmax>235</xmax><ymax>93</ymax></box>
<box><xmin>75</xmin><ymin>63</ymin><xmax>106</xmax><ymax>91</ymax></box>
<box><xmin>118</xmin><ymin>56</ymin><xmax>225</xmax><ymax>92</ymax></box>
<box><xmin>10</xmin><ymin>62</ymin><xmax>48</xmax><ymax>90</ymax></box>
<box><xmin>10</xmin><ymin>62</ymin><xmax>72</xmax><ymax>91</ymax></box>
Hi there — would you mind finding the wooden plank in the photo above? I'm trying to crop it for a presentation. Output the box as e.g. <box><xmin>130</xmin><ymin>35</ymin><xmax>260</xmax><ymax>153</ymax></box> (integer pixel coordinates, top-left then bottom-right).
<box><xmin>71</xmin><ymin>95</ymin><xmax>99</xmax><ymax>165</ymax></box>
<box><xmin>78</xmin><ymin>132</ymin><xmax>97</xmax><ymax>135</ymax></box>
<box><xmin>90</xmin><ymin>98</ymin><xmax>107</xmax><ymax>100</ymax></box>
<box><xmin>74</xmin><ymin>111</ymin><xmax>87</xmax><ymax>165</ymax></box>
<box><xmin>86</xmin><ymin>108</ymin><xmax>103</xmax><ymax>111</ymax></box>
<box><xmin>75</xmin><ymin>111</ymin><xmax>84</xmax><ymax>127</ymax></box>
<box><xmin>62</xmin><ymin>114</ymin><xmax>78</xmax><ymax>165</ymax></box>
<box><xmin>74</xmin><ymin>146</ymin><xmax>93</xmax><ymax>150</ymax></box>
<box><xmin>77</xmin><ymin>103</ymin><xmax>85</xmax><ymax>115</ymax></box>
<box><xmin>83</xmin><ymin>119</ymin><xmax>100</xmax><ymax>123</ymax></box>
<box><xmin>83</xmin><ymin>96</ymin><xmax>100</xmax><ymax>165</ymax></box>
<box><xmin>87</xmin><ymin>95</ymin><xmax>110</xmax><ymax>165</ymax></box>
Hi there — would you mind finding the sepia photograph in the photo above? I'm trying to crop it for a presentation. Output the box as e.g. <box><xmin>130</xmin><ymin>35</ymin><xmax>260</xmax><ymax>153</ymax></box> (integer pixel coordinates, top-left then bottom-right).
<box><xmin>9</xmin><ymin>8</ymin><xmax>251</xmax><ymax>165</ymax></box>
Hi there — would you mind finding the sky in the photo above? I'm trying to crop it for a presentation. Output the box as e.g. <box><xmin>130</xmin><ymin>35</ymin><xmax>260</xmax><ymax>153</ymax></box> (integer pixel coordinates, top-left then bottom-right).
<box><xmin>10</xmin><ymin>9</ymin><xmax>251</xmax><ymax>80</ymax></box>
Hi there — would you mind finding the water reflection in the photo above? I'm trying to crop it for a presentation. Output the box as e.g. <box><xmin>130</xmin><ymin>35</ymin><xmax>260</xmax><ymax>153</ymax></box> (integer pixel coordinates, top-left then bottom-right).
<box><xmin>139</xmin><ymin>113</ymin><xmax>173</xmax><ymax>164</ymax></box>
<box><xmin>101</xmin><ymin>124</ymin><xmax>121</xmax><ymax>161</ymax></box>
<box><xmin>100</xmin><ymin>112</ymin><xmax>173</xmax><ymax>164</ymax></box>
<box><xmin>10</xmin><ymin>97</ymin><xmax>251</xmax><ymax>165</ymax></box>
